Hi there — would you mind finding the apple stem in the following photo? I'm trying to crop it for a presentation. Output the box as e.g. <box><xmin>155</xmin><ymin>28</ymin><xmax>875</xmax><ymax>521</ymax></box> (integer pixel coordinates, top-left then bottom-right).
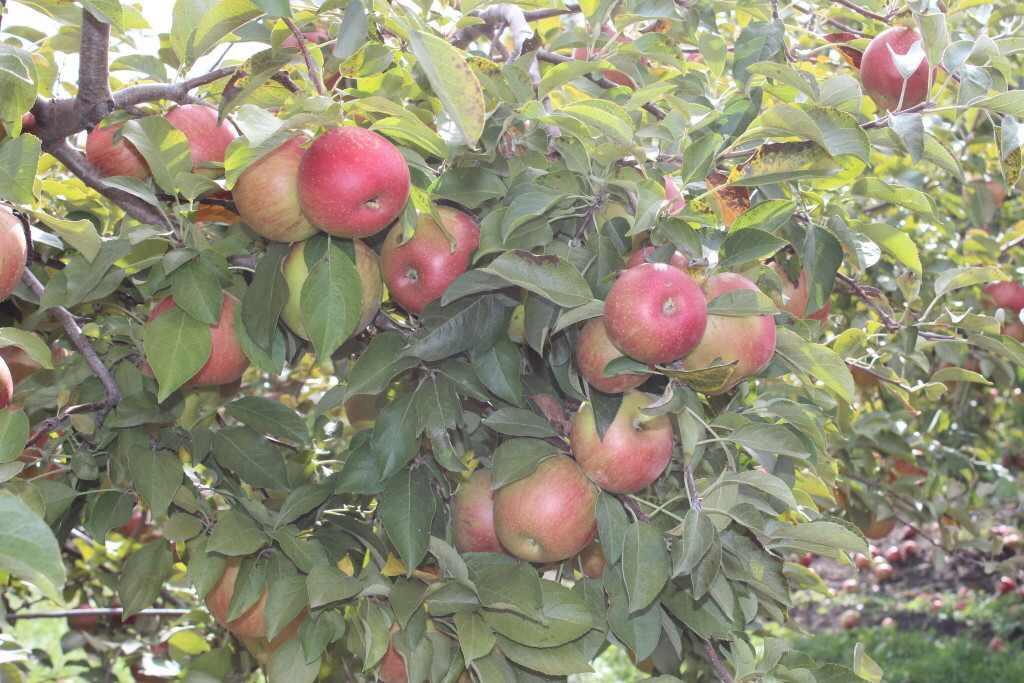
<box><xmin>284</xmin><ymin>17</ymin><xmax>325</xmax><ymax>96</ymax></box>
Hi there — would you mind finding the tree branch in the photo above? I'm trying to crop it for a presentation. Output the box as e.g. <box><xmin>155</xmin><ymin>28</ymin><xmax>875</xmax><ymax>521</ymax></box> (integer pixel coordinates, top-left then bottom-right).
<box><xmin>835</xmin><ymin>272</ymin><xmax>900</xmax><ymax>332</ymax></box>
<box><xmin>20</xmin><ymin>268</ymin><xmax>122</xmax><ymax>423</ymax></box>
<box><xmin>6</xmin><ymin>608</ymin><xmax>189</xmax><ymax>620</ymax></box>
<box><xmin>523</xmin><ymin>4</ymin><xmax>580</xmax><ymax>21</ymax></box>
<box><xmin>537</xmin><ymin>50</ymin><xmax>666</xmax><ymax>120</ymax></box>
<box><xmin>45</xmin><ymin>140</ymin><xmax>172</xmax><ymax>229</ymax></box>
<box><xmin>77</xmin><ymin>9</ymin><xmax>113</xmax><ymax>121</ymax></box>
<box><xmin>283</xmin><ymin>18</ymin><xmax>324</xmax><ymax>95</ymax></box>
<box><xmin>111</xmin><ymin>66</ymin><xmax>237</xmax><ymax>110</ymax></box>
<box><xmin>704</xmin><ymin>641</ymin><xmax>735</xmax><ymax>683</ymax></box>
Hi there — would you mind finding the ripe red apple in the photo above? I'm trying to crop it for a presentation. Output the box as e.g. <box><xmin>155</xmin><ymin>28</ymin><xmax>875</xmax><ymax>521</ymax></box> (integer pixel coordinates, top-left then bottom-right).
<box><xmin>380</xmin><ymin>205</ymin><xmax>479</xmax><ymax>315</ymax></box>
<box><xmin>626</xmin><ymin>245</ymin><xmax>689</xmax><ymax>271</ymax></box>
<box><xmin>571</xmin><ymin>391</ymin><xmax>673</xmax><ymax>494</ymax></box>
<box><xmin>604</xmin><ymin>263</ymin><xmax>708</xmax><ymax>365</ymax></box>
<box><xmin>86</xmin><ymin>124</ymin><xmax>150</xmax><ymax>179</ymax></box>
<box><xmin>881</xmin><ymin>616</ymin><xmax>895</xmax><ymax>628</ymax></box>
<box><xmin>493</xmin><ymin>454</ymin><xmax>598</xmax><ymax>563</ymax></box>
<box><xmin>579</xmin><ymin>541</ymin><xmax>606</xmax><ymax>578</ymax></box>
<box><xmin>824</xmin><ymin>32</ymin><xmax>864</xmax><ymax>68</ymax></box>
<box><xmin>840</xmin><ymin>578</ymin><xmax>858</xmax><ymax>593</ymax></box>
<box><xmin>930</xmin><ymin>597</ymin><xmax>943</xmax><ymax>613</ymax></box>
<box><xmin>682</xmin><ymin>272</ymin><xmax>777</xmax><ymax>393</ymax></box>
<box><xmin>853</xmin><ymin>553</ymin><xmax>871</xmax><ymax>571</ymax></box>
<box><xmin>706</xmin><ymin>171</ymin><xmax>750</xmax><ymax>228</ymax></box>
<box><xmin>206</xmin><ymin>560</ymin><xmax>306</xmax><ymax>641</ymax></box>
<box><xmin>862</xmin><ymin>515</ymin><xmax>897</xmax><ymax>540</ymax></box>
<box><xmin>883</xmin><ymin>545</ymin><xmax>903</xmax><ymax>564</ymax></box>
<box><xmin>0</xmin><ymin>356</ymin><xmax>12</xmax><ymax>409</ymax></box>
<box><xmin>989</xmin><ymin>636</ymin><xmax>1006</xmax><ymax>653</ymax></box>
<box><xmin>869</xmin><ymin>544</ymin><xmax>880</xmax><ymax>557</ymax></box>
<box><xmin>770</xmin><ymin>262</ymin><xmax>830</xmax><ymax>320</ymax></box>
<box><xmin>452</xmin><ymin>469</ymin><xmax>503</xmax><ymax>554</ymax></box>
<box><xmin>379</xmin><ymin>634</ymin><xmax>408</xmax><ymax>683</ymax></box>
<box><xmin>575</xmin><ymin>317</ymin><xmax>649</xmax><ymax>394</ymax></box>
<box><xmin>297</xmin><ymin>127</ymin><xmax>410</xmax><ymax>237</ymax></box>
<box><xmin>901</xmin><ymin>526</ymin><xmax>917</xmax><ymax>541</ymax></box>
<box><xmin>67</xmin><ymin>602</ymin><xmax>101</xmax><ymax>632</ymax></box>
<box><xmin>997</xmin><ymin>576</ymin><xmax>1017</xmax><ymax>595</ymax></box>
<box><xmin>164</xmin><ymin>104</ymin><xmax>237</xmax><ymax>173</ymax></box>
<box><xmin>860</xmin><ymin>27</ymin><xmax>930</xmax><ymax>112</ymax></box>
<box><xmin>0</xmin><ymin>205</ymin><xmax>27</xmax><ymax>303</ymax></box>
<box><xmin>899</xmin><ymin>539</ymin><xmax>919</xmax><ymax>559</ymax></box>
<box><xmin>233</xmin><ymin>136</ymin><xmax>317</xmax><ymax>243</ymax></box>
<box><xmin>281</xmin><ymin>238</ymin><xmax>382</xmax><ymax>340</ymax></box>
<box><xmin>799</xmin><ymin>553</ymin><xmax>814</xmax><ymax>567</ymax></box>
<box><xmin>839</xmin><ymin>609</ymin><xmax>861</xmax><ymax>629</ymax></box>
<box><xmin>872</xmin><ymin>561</ymin><xmax>893</xmax><ymax>582</ymax></box>
<box><xmin>148</xmin><ymin>292</ymin><xmax>249</xmax><ymax>387</ymax></box>
<box><xmin>984</xmin><ymin>281</ymin><xmax>1024</xmax><ymax>312</ymax></box>
<box><xmin>119</xmin><ymin>507</ymin><xmax>147</xmax><ymax>539</ymax></box>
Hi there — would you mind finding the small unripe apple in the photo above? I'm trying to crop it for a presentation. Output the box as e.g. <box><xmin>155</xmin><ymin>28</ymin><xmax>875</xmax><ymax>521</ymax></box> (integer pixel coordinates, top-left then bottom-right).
<box><xmin>706</xmin><ymin>171</ymin><xmax>750</xmax><ymax>228</ymax></box>
<box><xmin>682</xmin><ymin>272</ymin><xmax>777</xmax><ymax>393</ymax></box>
<box><xmin>233</xmin><ymin>136</ymin><xmax>317</xmax><ymax>243</ymax></box>
<box><xmin>853</xmin><ymin>553</ymin><xmax>871</xmax><ymax>571</ymax></box>
<box><xmin>770</xmin><ymin>262</ymin><xmax>830</xmax><ymax>320</ymax></box>
<box><xmin>872</xmin><ymin>562</ymin><xmax>894</xmax><ymax>582</ymax></box>
<box><xmin>575</xmin><ymin>317</ymin><xmax>649</xmax><ymax>394</ymax></box>
<box><xmin>148</xmin><ymin>293</ymin><xmax>249</xmax><ymax>387</ymax></box>
<box><xmin>997</xmin><ymin>576</ymin><xmax>1016</xmax><ymax>595</ymax></box>
<box><xmin>0</xmin><ymin>205</ymin><xmax>27</xmax><ymax>303</ymax></box>
<box><xmin>298</xmin><ymin>127</ymin><xmax>411</xmax><ymax>237</ymax></box>
<box><xmin>86</xmin><ymin>124</ymin><xmax>150</xmax><ymax>179</ymax></box>
<box><xmin>860</xmin><ymin>27</ymin><xmax>930</xmax><ymax>112</ymax></box>
<box><xmin>883</xmin><ymin>545</ymin><xmax>903</xmax><ymax>564</ymax></box>
<box><xmin>452</xmin><ymin>469</ymin><xmax>504</xmax><ymax>554</ymax></box>
<box><xmin>984</xmin><ymin>281</ymin><xmax>1024</xmax><ymax>312</ymax></box>
<box><xmin>838</xmin><ymin>609</ymin><xmax>861</xmax><ymax>629</ymax></box>
<box><xmin>280</xmin><ymin>239</ymin><xmax>382</xmax><ymax>339</ymax></box>
<box><xmin>571</xmin><ymin>390</ymin><xmax>673</xmax><ymax>494</ymax></box>
<box><xmin>380</xmin><ymin>205</ymin><xmax>479</xmax><ymax>315</ymax></box>
<box><xmin>164</xmin><ymin>105</ymin><xmax>237</xmax><ymax>173</ymax></box>
<box><xmin>493</xmin><ymin>455</ymin><xmax>598</xmax><ymax>563</ymax></box>
<box><xmin>579</xmin><ymin>541</ymin><xmax>606</xmax><ymax>578</ymax></box>
<box><xmin>604</xmin><ymin>263</ymin><xmax>708</xmax><ymax>365</ymax></box>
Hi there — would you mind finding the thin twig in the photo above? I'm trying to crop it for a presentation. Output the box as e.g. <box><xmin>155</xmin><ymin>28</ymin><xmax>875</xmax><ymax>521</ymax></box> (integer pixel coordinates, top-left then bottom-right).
<box><xmin>20</xmin><ymin>269</ymin><xmax>122</xmax><ymax>422</ymax></box>
<box><xmin>684</xmin><ymin>463</ymin><xmax>703</xmax><ymax>513</ymax></box>
<box><xmin>6</xmin><ymin>608</ymin><xmax>189</xmax><ymax>620</ymax></box>
<box><xmin>704</xmin><ymin>641</ymin><xmax>734</xmax><ymax>683</ymax></box>
<box><xmin>523</xmin><ymin>4</ymin><xmax>581</xmax><ymax>21</ymax></box>
<box><xmin>283</xmin><ymin>18</ymin><xmax>324</xmax><ymax>95</ymax></box>
<box><xmin>835</xmin><ymin>272</ymin><xmax>900</xmax><ymax>332</ymax></box>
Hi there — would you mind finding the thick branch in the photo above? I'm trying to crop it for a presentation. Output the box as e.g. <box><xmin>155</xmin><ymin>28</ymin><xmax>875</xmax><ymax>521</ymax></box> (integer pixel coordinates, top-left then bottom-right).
<box><xmin>46</xmin><ymin>140</ymin><xmax>172</xmax><ymax>229</ymax></box>
<box><xmin>537</xmin><ymin>50</ymin><xmax>667</xmax><ymax>120</ymax></box>
<box><xmin>20</xmin><ymin>269</ymin><xmax>122</xmax><ymax>422</ymax></box>
<box><xmin>76</xmin><ymin>9</ymin><xmax>112</xmax><ymax>122</ymax></box>
<box><xmin>523</xmin><ymin>4</ymin><xmax>580</xmax><ymax>21</ymax></box>
<box><xmin>283</xmin><ymin>18</ymin><xmax>324</xmax><ymax>95</ymax></box>
<box><xmin>111</xmin><ymin>67</ymin><xmax>237</xmax><ymax>110</ymax></box>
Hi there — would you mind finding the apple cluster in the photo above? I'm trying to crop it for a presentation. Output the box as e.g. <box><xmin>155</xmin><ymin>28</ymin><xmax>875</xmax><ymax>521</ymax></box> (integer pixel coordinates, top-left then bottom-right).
<box><xmin>0</xmin><ymin>204</ymin><xmax>27</xmax><ymax>409</ymax></box>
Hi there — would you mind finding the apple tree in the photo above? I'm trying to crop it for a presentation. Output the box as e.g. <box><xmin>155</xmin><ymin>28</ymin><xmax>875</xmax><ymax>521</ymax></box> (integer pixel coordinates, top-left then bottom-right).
<box><xmin>0</xmin><ymin>0</ymin><xmax>1022</xmax><ymax>681</ymax></box>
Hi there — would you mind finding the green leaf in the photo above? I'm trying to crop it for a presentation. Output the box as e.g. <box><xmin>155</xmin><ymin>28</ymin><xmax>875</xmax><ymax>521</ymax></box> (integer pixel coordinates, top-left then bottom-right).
<box><xmin>471</xmin><ymin>339</ymin><xmax>523</xmax><ymax>407</ymax></box>
<box><xmin>120</xmin><ymin>116</ymin><xmax>193</xmax><ymax>194</ymax></box>
<box><xmin>747</xmin><ymin>104</ymin><xmax>870</xmax><ymax>162</ymax></box>
<box><xmin>172</xmin><ymin>257</ymin><xmax>223</xmax><ymax>325</ymax></box>
<box><xmin>213</xmin><ymin>427</ymin><xmax>289</xmax><ymax>490</ymax></box>
<box><xmin>0</xmin><ymin>493</ymin><xmax>66</xmax><ymax>600</ymax></box>
<box><xmin>560</xmin><ymin>99</ymin><xmax>635</xmax><ymax>146</ymax></box>
<box><xmin>854</xmin><ymin>222</ymin><xmax>923</xmax><ymax>276</ymax></box>
<box><xmin>264</xmin><ymin>575</ymin><xmax>307</xmax><ymax>641</ymax></box>
<box><xmin>119</xmin><ymin>541</ymin><xmax>174</xmax><ymax>616</ymax></box>
<box><xmin>483</xmin><ymin>580</ymin><xmax>594</xmax><ymax>648</ymax></box>
<box><xmin>241</xmin><ymin>243</ymin><xmax>289</xmax><ymax>354</ymax></box>
<box><xmin>706</xmin><ymin>288</ymin><xmax>777</xmax><ymax>316</ymax></box>
<box><xmin>143</xmin><ymin>304</ymin><xmax>212</xmax><ymax>402</ymax></box>
<box><xmin>933</xmin><ymin>266</ymin><xmax>1005</xmax><ymax>298</ymax></box>
<box><xmin>408</xmin><ymin>30</ymin><xmax>485</xmax><ymax>147</ymax></box>
<box><xmin>191</xmin><ymin>0</ymin><xmax>263</xmax><ymax>63</ymax></box>
<box><xmin>767</xmin><ymin>520</ymin><xmax>868</xmax><ymax>556</ymax></box>
<box><xmin>491</xmin><ymin>439</ymin><xmax>554</xmax><ymax>489</ymax></box>
<box><xmin>300</xmin><ymin>240</ymin><xmax>362</xmax><ymax>361</ymax></box>
<box><xmin>0</xmin><ymin>409</ymin><xmax>29</xmax><ymax>464</ymax></box>
<box><xmin>207</xmin><ymin>509</ymin><xmax>268</xmax><ymax>556</ymax></box>
<box><xmin>379</xmin><ymin>468</ymin><xmax>436</xmax><ymax>576</ymax></box>
<box><xmin>597</xmin><ymin>493</ymin><xmax>629</xmax><ymax>566</ymax></box>
<box><xmin>733</xmin><ymin>21</ymin><xmax>785</xmax><ymax>85</ymax></box>
<box><xmin>274</xmin><ymin>482</ymin><xmax>332</xmax><ymax>528</ymax></box>
<box><xmin>334</xmin><ymin>0</ymin><xmax>368</xmax><ymax>61</ymax></box>
<box><xmin>252</xmin><ymin>0</ymin><xmax>289</xmax><ymax>17</ymax></box>
<box><xmin>853</xmin><ymin>642</ymin><xmax>883</xmax><ymax>683</ymax></box>
<box><xmin>0</xmin><ymin>328</ymin><xmax>53</xmax><ymax>370</ymax></box>
<box><xmin>672</xmin><ymin>510</ymin><xmax>716</xmax><ymax>577</ymax></box>
<box><xmin>482</xmin><ymin>408</ymin><xmax>556</xmax><ymax>438</ymax></box>
<box><xmin>130</xmin><ymin>444</ymin><xmax>183</xmax><ymax>517</ymax></box>
<box><xmin>539</xmin><ymin>60</ymin><xmax>606</xmax><ymax>99</ymax></box>
<box><xmin>227</xmin><ymin>396</ymin><xmax>309</xmax><ymax>446</ymax></box>
<box><xmin>480</xmin><ymin>251</ymin><xmax>594</xmax><ymax>308</ymax></box>
<box><xmin>622</xmin><ymin>521</ymin><xmax>670</xmax><ymax>613</ymax></box>
<box><xmin>306</xmin><ymin>563</ymin><xmax>363</xmax><ymax>608</ymax></box>
<box><xmin>268</xmin><ymin>637</ymin><xmax>320</xmax><ymax>683</ymax></box>
<box><xmin>32</xmin><ymin>212</ymin><xmax>102</xmax><ymax>262</ymax></box>
<box><xmin>775</xmin><ymin>328</ymin><xmax>855</xmax><ymax>402</ymax></box>
<box><xmin>851</xmin><ymin>178</ymin><xmax>933</xmax><ymax>216</ymax></box>
<box><xmin>495</xmin><ymin>636</ymin><xmax>593</xmax><ymax>677</ymax></box>
<box><xmin>0</xmin><ymin>134</ymin><xmax>41</xmax><ymax>205</ymax></box>
<box><xmin>718</xmin><ymin>228</ymin><xmax>786</xmax><ymax>269</ymax></box>
<box><xmin>371</xmin><ymin>392</ymin><xmax>420</xmax><ymax>480</ymax></box>
<box><xmin>455</xmin><ymin>612</ymin><xmax>496</xmax><ymax>666</ymax></box>
<box><xmin>404</xmin><ymin>295</ymin><xmax>512</xmax><ymax>362</ymax></box>
<box><xmin>0</xmin><ymin>46</ymin><xmax>37</xmax><ymax>138</ymax></box>
<box><xmin>330</xmin><ymin>332</ymin><xmax>418</xmax><ymax>406</ymax></box>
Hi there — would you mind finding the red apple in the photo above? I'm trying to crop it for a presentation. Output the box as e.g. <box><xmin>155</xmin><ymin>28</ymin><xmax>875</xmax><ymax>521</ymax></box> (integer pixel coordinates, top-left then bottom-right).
<box><xmin>86</xmin><ymin>124</ymin><xmax>150</xmax><ymax>179</ymax></box>
<box><xmin>233</xmin><ymin>136</ymin><xmax>317</xmax><ymax>242</ymax></box>
<box><xmin>799</xmin><ymin>553</ymin><xmax>814</xmax><ymax>567</ymax></box>
<box><xmin>770</xmin><ymin>262</ymin><xmax>830</xmax><ymax>320</ymax></box>
<box><xmin>930</xmin><ymin>597</ymin><xmax>943</xmax><ymax>613</ymax></box>
<box><xmin>0</xmin><ymin>356</ymin><xmax>12</xmax><ymax>409</ymax></box>
<box><xmin>860</xmin><ymin>27</ymin><xmax>930</xmax><ymax>112</ymax></box>
<box><xmin>984</xmin><ymin>281</ymin><xmax>1024</xmax><ymax>312</ymax></box>
<box><xmin>493</xmin><ymin>454</ymin><xmax>598</xmax><ymax>563</ymax></box>
<box><xmin>0</xmin><ymin>205</ymin><xmax>27</xmax><ymax>303</ymax></box>
<box><xmin>682</xmin><ymin>272</ymin><xmax>777</xmax><ymax>393</ymax></box>
<box><xmin>379</xmin><ymin>634</ymin><xmax>408</xmax><ymax>683</ymax></box>
<box><xmin>840</xmin><ymin>578</ymin><xmax>858</xmax><ymax>593</ymax></box>
<box><xmin>148</xmin><ymin>292</ymin><xmax>249</xmax><ymax>387</ymax></box>
<box><xmin>452</xmin><ymin>469</ymin><xmax>503</xmax><ymax>554</ymax></box>
<box><xmin>626</xmin><ymin>245</ymin><xmax>689</xmax><ymax>271</ymax></box>
<box><xmin>663</xmin><ymin>176</ymin><xmax>687</xmax><ymax>216</ymax></box>
<box><xmin>579</xmin><ymin>541</ymin><xmax>606</xmax><ymax>578</ymax></box>
<box><xmin>989</xmin><ymin>637</ymin><xmax>1006</xmax><ymax>653</ymax></box>
<box><xmin>853</xmin><ymin>553</ymin><xmax>871</xmax><ymax>571</ymax></box>
<box><xmin>119</xmin><ymin>507</ymin><xmax>147</xmax><ymax>539</ymax></box>
<box><xmin>997</xmin><ymin>576</ymin><xmax>1016</xmax><ymax>595</ymax></box>
<box><xmin>297</xmin><ymin>127</ymin><xmax>410</xmax><ymax>237</ymax></box>
<box><xmin>604</xmin><ymin>263</ymin><xmax>708</xmax><ymax>365</ymax></box>
<box><xmin>839</xmin><ymin>609</ymin><xmax>861</xmax><ymax>629</ymax></box>
<box><xmin>281</xmin><ymin>238</ymin><xmax>382</xmax><ymax>340</ymax></box>
<box><xmin>881</xmin><ymin>616</ymin><xmax>895</xmax><ymax>628</ymax></box>
<box><xmin>67</xmin><ymin>602</ymin><xmax>101</xmax><ymax>632</ymax></box>
<box><xmin>573</xmin><ymin>27</ymin><xmax>635</xmax><ymax>88</ymax></box>
<box><xmin>899</xmin><ymin>540</ymin><xmax>919</xmax><ymax>559</ymax></box>
<box><xmin>206</xmin><ymin>560</ymin><xmax>306</xmax><ymax>641</ymax></box>
<box><xmin>824</xmin><ymin>32</ymin><xmax>864</xmax><ymax>68</ymax></box>
<box><xmin>872</xmin><ymin>561</ymin><xmax>893</xmax><ymax>582</ymax></box>
<box><xmin>380</xmin><ymin>205</ymin><xmax>479</xmax><ymax>315</ymax></box>
<box><xmin>1004</xmin><ymin>321</ymin><xmax>1024</xmax><ymax>341</ymax></box>
<box><xmin>164</xmin><ymin>104</ymin><xmax>237</xmax><ymax>173</ymax></box>
<box><xmin>883</xmin><ymin>545</ymin><xmax>903</xmax><ymax>564</ymax></box>
<box><xmin>570</xmin><ymin>390</ymin><xmax>673</xmax><ymax>494</ymax></box>
<box><xmin>575</xmin><ymin>317</ymin><xmax>649</xmax><ymax>394</ymax></box>
<box><xmin>706</xmin><ymin>171</ymin><xmax>750</xmax><ymax>228</ymax></box>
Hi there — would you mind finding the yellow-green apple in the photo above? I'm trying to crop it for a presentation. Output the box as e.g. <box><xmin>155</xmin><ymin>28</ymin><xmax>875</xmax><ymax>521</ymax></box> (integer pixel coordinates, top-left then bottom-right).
<box><xmin>85</xmin><ymin>124</ymin><xmax>150</xmax><ymax>179</ymax></box>
<box><xmin>148</xmin><ymin>293</ymin><xmax>249</xmax><ymax>387</ymax></box>
<box><xmin>575</xmin><ymin>317</ymin><xmax>649</xmax><ymax>394</ymax></box>
<box><xmin>205</xmin><ymin>560</ymin><xmax>306</xmax><ymax>641</ymax></box>
<box><xmin>233</xmin><ymin>136</ymin><xmax>317</xmax><ymax>243</ymax></box>
<box><xmin>0</xmin><ymin>205</ymin><xmax>27</xmax><ymax>302</ymax></box>
<box><xmin>493</xmin><ymin>455</ymin><xmax>598</xmax><ymax>563</ymax></box>
<box><xmin>571</xmin><ymin>390</ymin><xmax>673</xmax><ymax>493</ymax></box>
<box><xmin>164</xmin><ymin>104</ymin><xmax>237</xmax><ymax>173</ymax></box>
<box><xmin>380</xmin><ymin>205</ymin><xmax>479</xmax><ymax>315</ymax></box>
<box><xmin>604</xmin><ymin>263</ymin><xmax>708</xmax><ymax>365</ymax></box>
<box><xmin>984</xmin><ymin>281</ymin><xmax>1024</xmax><ymax>311</ymax></box>
<box><xmin>706</xmin><ymin>171</ymin><xmax>750</xmax><ymax>228</ymax></box>
<box><xmin>280</xmin><ymin>239</ymin><xmax>382</xmax><ymax>339</ymax></box>
<box><xmin>297</xmin><ymin>127</ymin><xmax>410</xmax><ymax>237</ymax></box>
<box><xmin>860</xmin><ymin>27</ymin><xmax>930</xmax><ymax>111</ymax></box>
<box><xmin>682</xmin><ymin>272</ymin><xmax>777</xmax><ymax>393</ymax></box>
<box><xmin>579</xmin><ymin>541</ymin><xmax>606</xmax><ymax>579</ymax></box>
<box><xmin>770</xmin><ymin>262</ymin><xmax>830</xmax><ymax>320</ymax></box>
<box><xmin>452</xmin><ymin>469</ymin><xmax>503</xmax><ymax>554</ymax></box>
